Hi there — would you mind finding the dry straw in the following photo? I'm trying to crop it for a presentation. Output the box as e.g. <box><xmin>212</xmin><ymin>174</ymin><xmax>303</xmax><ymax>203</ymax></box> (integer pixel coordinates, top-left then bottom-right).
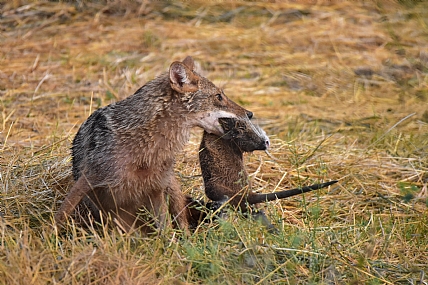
<box><xmin>0</xmin><ymin>1</ymin><xmax>427</xmax><ymax>284</ymax></box>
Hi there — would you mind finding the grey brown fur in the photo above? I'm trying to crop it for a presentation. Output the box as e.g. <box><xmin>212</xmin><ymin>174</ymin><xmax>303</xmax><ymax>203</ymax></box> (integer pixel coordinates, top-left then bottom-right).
<box><xmin>54</xmin><ymin>56</ymin><xmax>256</xmax><ymax>233</ymax></box>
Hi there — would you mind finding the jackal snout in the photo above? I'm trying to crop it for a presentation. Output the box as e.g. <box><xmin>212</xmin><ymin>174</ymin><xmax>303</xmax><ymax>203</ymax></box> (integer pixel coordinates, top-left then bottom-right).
<box><xmin>218</xmin><ymin>117</ymin><xmax>270</xmax><ymax>152</ymax></box>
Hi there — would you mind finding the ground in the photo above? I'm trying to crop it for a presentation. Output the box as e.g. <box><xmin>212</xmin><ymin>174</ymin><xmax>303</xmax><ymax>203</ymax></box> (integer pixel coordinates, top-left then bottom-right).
<box><xmin>0</xmin><ymin>1</ymin><xmax>427</xmax><ymax>284</ymax></box>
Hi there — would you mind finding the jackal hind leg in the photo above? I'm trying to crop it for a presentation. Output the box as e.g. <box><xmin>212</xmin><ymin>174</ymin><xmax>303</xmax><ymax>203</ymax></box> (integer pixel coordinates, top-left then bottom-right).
<box><xmin>55</xmin><ymin>175</ymin><xmax>93</xmax><ymax>227</ymax></box>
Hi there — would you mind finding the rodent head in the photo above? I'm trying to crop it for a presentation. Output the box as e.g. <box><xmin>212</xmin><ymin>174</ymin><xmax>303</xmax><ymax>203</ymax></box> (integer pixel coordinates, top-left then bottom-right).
<box><xmin>169</xmin><ymin>56</ymin><xmax>251</xmax><ymax>136</ymax></box>
<box><xmin>218</xmin><ymin>117</ymin><xmax>270</xmax><ymax>152</ymax></box>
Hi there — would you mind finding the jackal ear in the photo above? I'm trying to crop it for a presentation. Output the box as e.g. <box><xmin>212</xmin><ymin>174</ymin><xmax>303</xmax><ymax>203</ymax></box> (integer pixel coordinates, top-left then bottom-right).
<box><xmin>182</xmin><ymin>56</ymin><xmax>194</xmax><ymax>71</ymax></box>
<box><xmin>169</xmin><ymin>62</ymin><xmax>199</xmax><ymax>93</ymax></box>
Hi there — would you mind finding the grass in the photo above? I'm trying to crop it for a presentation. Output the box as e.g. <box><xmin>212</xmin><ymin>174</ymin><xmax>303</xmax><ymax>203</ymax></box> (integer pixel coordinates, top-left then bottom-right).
<box><xmin>1</xmin><ymin>0</ymin><xmax>427</xmax><ymax>284</ymax></box>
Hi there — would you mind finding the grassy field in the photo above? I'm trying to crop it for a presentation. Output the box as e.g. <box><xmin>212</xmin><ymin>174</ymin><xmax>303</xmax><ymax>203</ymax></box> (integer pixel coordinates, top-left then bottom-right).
<box><xmin>1</xmin><ymin>1</ymin><xmax>427</xmax><ymax>284</ymax></box>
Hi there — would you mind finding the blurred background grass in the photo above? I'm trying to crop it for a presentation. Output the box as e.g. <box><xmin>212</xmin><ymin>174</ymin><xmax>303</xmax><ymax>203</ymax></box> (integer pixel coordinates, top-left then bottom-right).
<box><xmin>0</xmin><ymin>1</ymin><xmax>427</xmax><ymax>284</ymax></box>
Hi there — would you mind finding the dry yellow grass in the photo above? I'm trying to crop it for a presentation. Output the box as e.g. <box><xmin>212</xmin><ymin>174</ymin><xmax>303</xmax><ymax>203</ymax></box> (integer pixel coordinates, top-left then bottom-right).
<box><xmin>1</xmin><ymin>1</ymin><xmax>427</xmax><ymax>284</ymax></box>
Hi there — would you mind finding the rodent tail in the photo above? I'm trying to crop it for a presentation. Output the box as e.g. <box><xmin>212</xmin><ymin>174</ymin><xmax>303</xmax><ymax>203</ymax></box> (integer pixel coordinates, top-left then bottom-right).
<box><xmin>247</xmin><ymin>180</ymin><xmax>338</xmax><ymax>205</ymax></box>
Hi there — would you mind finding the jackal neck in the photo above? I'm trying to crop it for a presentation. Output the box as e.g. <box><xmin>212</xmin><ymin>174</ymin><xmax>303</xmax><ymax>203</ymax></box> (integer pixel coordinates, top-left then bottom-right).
<box><xmin>109</xmin><ymin>73</ymin><xmax>194</xmax><ymax>169</ymax></box>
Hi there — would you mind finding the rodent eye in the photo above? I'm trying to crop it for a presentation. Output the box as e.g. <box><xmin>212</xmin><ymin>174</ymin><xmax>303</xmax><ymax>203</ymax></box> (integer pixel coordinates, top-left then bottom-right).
<box><xmin>215</xmin><ymin>94</ymin><xmax>223</xmax><ymax>101</ymax></box>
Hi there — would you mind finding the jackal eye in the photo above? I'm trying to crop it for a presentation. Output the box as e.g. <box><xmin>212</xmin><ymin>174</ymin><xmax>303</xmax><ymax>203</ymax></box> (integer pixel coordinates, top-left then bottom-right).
<box><xmin>215</xmin><ymin>94</ymin><xmax>223</xmax><ymax>101</ymax></box>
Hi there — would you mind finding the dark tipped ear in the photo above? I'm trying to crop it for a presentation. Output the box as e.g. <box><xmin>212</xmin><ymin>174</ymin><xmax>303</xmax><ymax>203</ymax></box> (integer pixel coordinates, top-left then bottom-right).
<box><xmin>169</xmin><ymin>62</ymin><xmax>199</xmax><ymax>93</ymax></box>
<box><xmin>182</xmin><ymin>56</ymin><xmax>194</xmax><ymax>71</ymax></box>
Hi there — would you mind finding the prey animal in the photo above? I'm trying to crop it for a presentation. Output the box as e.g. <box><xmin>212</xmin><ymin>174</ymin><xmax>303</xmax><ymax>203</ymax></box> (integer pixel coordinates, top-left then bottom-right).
<box><xmin>190</xmin><ymin>117</ymin><xmax>337</xmax><ymax>228</ymax></box>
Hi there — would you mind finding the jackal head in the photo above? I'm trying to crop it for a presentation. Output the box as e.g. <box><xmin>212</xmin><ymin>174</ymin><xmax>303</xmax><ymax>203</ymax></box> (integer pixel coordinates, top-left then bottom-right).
<box><xmin>169</xmin><ymin>56</ymin><xmax>254</xmax><ymax>136</ymax></box>
<box><xmin>219</xmin><ymin>117</ymin><xmax>270</xmax><ymax>152</ymax></box>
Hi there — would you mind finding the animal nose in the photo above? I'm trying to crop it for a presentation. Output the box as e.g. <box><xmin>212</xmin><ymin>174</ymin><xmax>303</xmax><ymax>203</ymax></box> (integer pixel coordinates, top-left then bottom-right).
<box><xmin>265</xmin><ymin>138</ymin><xmax>270</xmax><ymax>149</ymax></box>
<box><xmin>246</xmin><ymin>111</ymin><xmax>253</xmax><ymax>119</ymax></box>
